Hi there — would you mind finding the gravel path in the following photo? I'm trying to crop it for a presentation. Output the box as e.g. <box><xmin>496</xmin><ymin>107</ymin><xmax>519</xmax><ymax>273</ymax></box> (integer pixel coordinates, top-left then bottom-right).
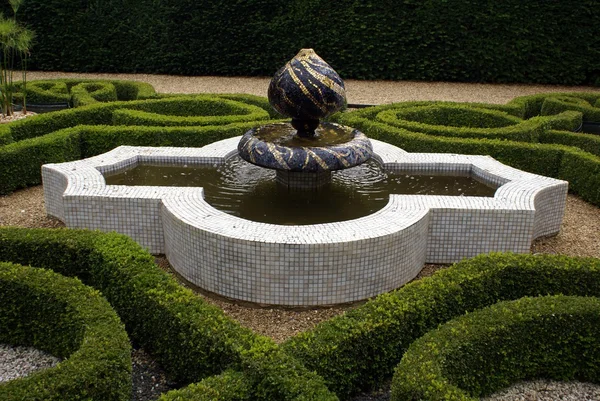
<box><xmin>24</xmin><ymin>71</ymin><xmax>600</xmax><ymax>105</ymax></box>
<box><xmin>0</xmin><ymin>344</ymin><xmax>60</xmax><ymax>383</ymax></box>
<box><xmin>1</xmin><ymin>74</ymin><xmax>599</xmax><ymax>400</ymax></box>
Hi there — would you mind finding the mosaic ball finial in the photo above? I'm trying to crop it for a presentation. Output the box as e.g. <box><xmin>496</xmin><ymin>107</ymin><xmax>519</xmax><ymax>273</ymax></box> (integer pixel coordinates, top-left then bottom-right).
<box><xmin>268</xmin><ymin>49</ymin><xmax>346</xmax><ymax>135</ymax></box>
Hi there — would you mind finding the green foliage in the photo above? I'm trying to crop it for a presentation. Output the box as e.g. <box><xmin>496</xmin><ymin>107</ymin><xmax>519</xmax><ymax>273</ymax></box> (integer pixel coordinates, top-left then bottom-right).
<box><xmin>2</xmin><ymin>1</ymin><xmax>599</xmax><ymax>84</ymax></box>
<box><xmin>0</xmin><ymin>128</ymin><xmax>81</xmax><ymax>193</ymax></box>
<box><xmin>540</xmin><ymin>128</ymin><xmax>600</xmax><ymax>157</ymax></box>
<box><xmin>0</xmin><ymin>262</ymin><xmax>131</xmax><ymax>401</ymax></box>
<box><xmin>541</xmin><ymin>96</ymin><xmax>600</xmax><ymax>122</ymax></box>
<box><xmin>334</xmin><ymin>93</ymin><xmax>600</xmax><ymax>207</ymax></box>
<box><xmin>559</xmin><ymin>149</ymin><xmax>600</xmax><ymax>206</ymax></box>
<box><xmin>0</xmin><ymin>3</ymin><xmax>34</xmax><ymax>116</ymax></box>
<box><xmin>282</xmin><ymin>253</ymin><xmax>600</xmax><ymax>397</ymax></box>
<box><xmin>71</xmin><ymin>81</ymin><xmax>118</xmax><ymax>107</ymax></box>
<box><xmin>13</xmin><ymin>78</ymin><xmax>157</xmax><ymax>106</ymax></box>
<box><xmin>391</xmin><ymin>295</ymin><xmax>600</xmax><ymax>401</ymax></box>
<box><xmin>111</xmin><ymin>96</ymin><xmax>270</xmax><ymax>126</ymax></box>
<box><xmin>507</xmin><ymin>92</ymin><xmax>600</xmax><ymax>120</ymax></box>
<box><xmin>0</xmin><ymin>91</ymin><xmax>281</xmax><ymax>194</ymax></box>
<box><xmin>0</xmin><ymin>227</ymin><xmax>337</xmax><ymax>400</ymax></box>
<box><xmin>159</xmin><ymin>370</ymin><xmax>252</xmax><ymax>401</ymax></box>
<box><xmin>375</xmin><ymin>104</ymin><xmax>542</xmax><ymax>142</ymax></box>
<box><xmin>13</xmin><ymin>80</ymin><xmax>70</xmax><ymax>104</ymax></box>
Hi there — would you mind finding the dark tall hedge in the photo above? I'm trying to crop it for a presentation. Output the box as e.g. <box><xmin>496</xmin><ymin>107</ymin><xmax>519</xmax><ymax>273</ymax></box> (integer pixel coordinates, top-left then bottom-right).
<box><xmin>8</xmin><ymin>0</ymin><xmax>600</xmax><ymax>84</ymax></box>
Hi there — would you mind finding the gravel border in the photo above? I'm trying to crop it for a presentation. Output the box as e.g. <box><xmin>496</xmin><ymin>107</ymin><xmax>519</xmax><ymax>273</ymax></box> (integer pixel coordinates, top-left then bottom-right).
<box><xmin>0</xmin><ymin>344</ymin><xmax>60</xmax><ymax>383</ymax></box>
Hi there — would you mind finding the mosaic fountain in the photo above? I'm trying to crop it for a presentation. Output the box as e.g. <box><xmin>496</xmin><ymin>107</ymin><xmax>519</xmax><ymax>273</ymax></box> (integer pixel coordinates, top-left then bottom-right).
<box><xmin>42</xmin><ymin>50</ymin><xmax>568</xmax><ymax>306</ymax></box>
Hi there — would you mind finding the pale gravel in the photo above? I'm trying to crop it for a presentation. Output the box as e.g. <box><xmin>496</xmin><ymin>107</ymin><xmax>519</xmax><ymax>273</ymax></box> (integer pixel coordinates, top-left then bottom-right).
<box><xmin>1</xmin><ymin>74</ymin><xmax>599</xmax><ymax>399</ymax></box>
<box><xmin>482</xmin><ymin>380</ymin><xmax>600</xmax><ymax>401</ymax></box>
<box><xmin>23</xmin><ymin>71</ymin><xmax>600</xmax><ymax>105</ymax></box>
<box><xmin>0</xmin><ymin>344</ymin><xmax>60</xmax><ymax>383</ymax></box>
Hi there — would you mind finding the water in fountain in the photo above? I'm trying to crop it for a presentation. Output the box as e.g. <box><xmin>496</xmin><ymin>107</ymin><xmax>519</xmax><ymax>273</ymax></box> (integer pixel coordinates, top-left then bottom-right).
<box><xmin>103</xmin><ymin>158</ymin><xmax>498</xmax><ymax>225</ymax></box>
<box><xmin>104</xmin><ymin>48</ymin><xmax>498</xmax><ymax>225</ymax></box>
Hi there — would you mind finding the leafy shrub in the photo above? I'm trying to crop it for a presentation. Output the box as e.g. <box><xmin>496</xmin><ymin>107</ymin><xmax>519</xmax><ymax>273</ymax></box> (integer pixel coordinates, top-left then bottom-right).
<box><xmin>111</xmin><ymin>96</ymin><xmax>270</xmax><ymax>126</ymax></box>
<box><xmin>0</xmin><ymin>262</ymin><xmax>131</xmax><ymax>401</ymax></box>
<box><xmin>5</xmin><ymin>0</ymin><xmax>599</xmax><ymax>84</ymax></box>
<box><xmin>559</xmin><ymin>149</ymin><xmax>600</xmax><ymax>206</ymax></box>
<box><xmin>507</xmin><ymin>92</ymin><xmax>600</xmax><ymax>120</ymax></box>
<box><xmin>334</xmin><ymin>94</ymin><xmax>600</xmax><ymax>207</ymax></box>
<box><xmin>0</xmin><ymin>227</ymin><xmax>336</xmax><ymax>400</ymax></box>
<box><xmin>541</xmin><ymin>96</ymin><xmax>600</xmax><ymax>122</ymax></box>
<box><xmin>13</xmin><ymin>78</ymin><xmax>156</xmax><ymax>106</ymax></box>
<box><xmin>71</xmin><ymin>81</ymin><xmax>118</xmax><ymax>107</ymax></box>
<box><xmin>282</xmin><ymin>253</ymin><xmax>600</xmax><ymax>397</ymax></box>
<box><xmin>375</xmin><ymin>104</ymin><xmax>542</xmax><ymax>142</ymax></box>
<box><xmin>540</xmin><ymin>128</ymin><xmax>600</xmax><ymax>157</ymax></box>
<box><xmin>13</xmin><ymin>80</ymin><xmax>70</xmax><ymax>104</ymax></box>
<box><xmin>0</xmin><ymin>94</ymin><xmax>281</xmax><ymax>194</ymax></box>
<box><xmin>391</xmin><ymin>295</ymin><xmax>600</xmax><ymax>400</ymax></box>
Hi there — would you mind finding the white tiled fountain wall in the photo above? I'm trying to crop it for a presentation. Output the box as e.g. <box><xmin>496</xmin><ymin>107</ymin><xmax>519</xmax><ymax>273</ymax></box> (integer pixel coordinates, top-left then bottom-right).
<box><xmin>42</xmin><ymin>137</ymin><xmax>568</xmax><ymax>306</ymax></box>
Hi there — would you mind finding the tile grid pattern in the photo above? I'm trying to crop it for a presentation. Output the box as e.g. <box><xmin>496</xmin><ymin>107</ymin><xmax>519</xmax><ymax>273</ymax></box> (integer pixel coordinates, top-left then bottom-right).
<box><xmin>42</xmin><ymin>137</ymin><xmax>568</xmax><ymax>306</ymax></box>
<box><xmin>276</xmin><ymin>170</ymin><xmax>332</xmax><ymax>189</ymax></box>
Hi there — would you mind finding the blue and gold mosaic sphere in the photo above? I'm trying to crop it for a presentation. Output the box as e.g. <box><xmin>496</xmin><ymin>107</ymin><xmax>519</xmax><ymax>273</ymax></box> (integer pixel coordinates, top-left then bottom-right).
<box><xmin>238</xmin><ymin>49</ymin><xmax>372</xmax><ymax>177</ymax></box>
<box><xmin>268</xmin><ymin>48</ymin><xmax>346</xmax><ymax>125</ymax></box>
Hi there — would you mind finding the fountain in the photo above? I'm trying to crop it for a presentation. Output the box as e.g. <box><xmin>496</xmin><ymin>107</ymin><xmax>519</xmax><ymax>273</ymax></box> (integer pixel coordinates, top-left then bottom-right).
<box><xmin>42</xmin><ymin>50</ymin><xmax>569</xmax><ymax>306</ymax></box>
<box><xmin>238</xmin><ymin>48</ymin><xmax>373</xmax><ymax>189</ymax></box>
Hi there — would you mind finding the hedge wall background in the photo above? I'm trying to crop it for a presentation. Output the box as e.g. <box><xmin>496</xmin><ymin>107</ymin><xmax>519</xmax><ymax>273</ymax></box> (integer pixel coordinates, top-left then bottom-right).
<box><xmin>6</xmin><ymin>0</ymin><xmax>600</xmax><ymax>85</ymax></box>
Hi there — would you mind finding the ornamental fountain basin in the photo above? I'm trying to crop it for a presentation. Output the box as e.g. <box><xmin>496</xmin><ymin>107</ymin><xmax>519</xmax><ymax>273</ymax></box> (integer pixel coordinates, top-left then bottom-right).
<box><xmin>42</xmin><ymin>137</ymin><xmax>568</xmax><ymax>306</ymax></box>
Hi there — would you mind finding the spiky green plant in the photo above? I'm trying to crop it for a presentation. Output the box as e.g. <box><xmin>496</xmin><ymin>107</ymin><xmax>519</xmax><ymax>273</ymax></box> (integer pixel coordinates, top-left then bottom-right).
<box><xmin>0</xmin><ymin>0</ymin><xmax>33</xmax><ymax>116</ymax></box>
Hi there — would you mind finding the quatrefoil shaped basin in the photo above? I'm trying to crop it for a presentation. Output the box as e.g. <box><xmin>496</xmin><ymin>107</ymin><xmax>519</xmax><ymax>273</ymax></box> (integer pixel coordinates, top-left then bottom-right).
<box><xmin>43</xmin><ymin>138</ymin><xmax>568</xmax><ymax>306</ymax></box>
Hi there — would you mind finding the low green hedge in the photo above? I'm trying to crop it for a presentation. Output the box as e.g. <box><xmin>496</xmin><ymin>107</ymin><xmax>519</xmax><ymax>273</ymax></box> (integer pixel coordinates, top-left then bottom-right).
<box><xmin>0</xmin><ymin>262</ymin><xmax>131</xmax><ymax>401</ymax></box>
<box><xmin>391</xmin><ymin>295</ymin><xmax>600</xmax><ymax>401</ymax></box>
<box><xmin>71</xmin><ymin>82</ymin><xmax>118</xmax><ymax>107</ymax></box>
<box><xmin>375</xmin><ymin>105</ymin><xmax>542</xmax><ymax>142</ymax></box>
<box><xmin>0</xmin><ymin>227</ymin><xmax>336</xmax><ymax>401</ymax></box>
<box><xmin>0</xmin><ymin>94</ymin><xmax>281</xmax><ymax>195</ymax></box>
<box><xmin>112</xmin><ymin>96</ymin><xmax>270</xmax><ymax>126</ymax></box>
<box><xmin>13</xmin><ymin>78</ymin><xmax>156</xmax><ymax>106</ymax></box>
<box><xmin>335</xmin><ymin>114</ymin><xmax>565</xmax><ymax>177</ymax></box>
<box><xmin>282</xmin><ymin>253</ymin><xmax>600</xmax><ymax>398</ymax></box>
<box><xmin>335</xmin><ymin>103</ymin><xmax>600</xmax><ymax>207</ymax></box>
<box><xmin>0</xmin><ymin>120</ymin><xmax>278</xmax><ymax>195</ymax></box>
<box><xmin>558</xmin><ymin>149</ymin><xmax>600</xmax><ymax>206</ymax></box>
<box><xmin>540</xmin><ymin>128</ymin><xmax>600</xmax><ymax>157</ymax></box>
<box><xmin>14</xmin><ymin>80</ymin><xmax>71</xmax><ymax>104</ymax></box>
<box><xmin>160</xmin><ymin>370</ymin><xmax>252</xmax><ymax>401</ymax></box>
<box><xmin>541</xmin><ymin>95</ymin><xmax>600</xmax><ymax>122</ymax></box>
<box><xmin>507</xmin><ymin>92</ymin><xmax>600</xmax><ymax>120</ymax></box>
<box><xmin>0</xmin><ymin>129</ymin><xmax>81</xmax><ymax>193</ymax></box>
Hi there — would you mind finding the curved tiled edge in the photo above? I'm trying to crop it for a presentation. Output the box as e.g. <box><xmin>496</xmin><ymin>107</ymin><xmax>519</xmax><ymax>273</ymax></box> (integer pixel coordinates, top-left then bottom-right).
<box><xmin>42</xmin><ymin>137</ymin><xmax>568</xmax><ymax>305</ymax></box>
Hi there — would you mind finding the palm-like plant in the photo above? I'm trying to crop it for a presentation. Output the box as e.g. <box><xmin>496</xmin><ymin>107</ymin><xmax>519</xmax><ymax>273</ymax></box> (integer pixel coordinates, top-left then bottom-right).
<box><xmin>0</xmin><ymin>0</ymin><xmax>33</xmax><ymax>116</ymax></box>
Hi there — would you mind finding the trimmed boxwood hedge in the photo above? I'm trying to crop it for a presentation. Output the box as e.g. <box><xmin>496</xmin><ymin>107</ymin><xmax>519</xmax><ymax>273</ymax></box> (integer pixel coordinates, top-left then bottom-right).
<box><xmin>391</xmin><ymin>295</ymin><xmax>600</xmax><ymax>401</ymax></box>
<box><xmin>13</xmin><ymin>78</ymin><xmax>156</xmax><ymax>106</ymax></box>
<box><xmin>506</xmin><ymin>92</ymin><xmax>600</xmax><ymax>121</ymax></box>
<box><xmin>71</xmin><ymin>81</ymin><xmax>118</xmax><ymax>107</ymax></box>
<box><xmin>282</xmin><ymin>253</ymin><xmax>600</xmax><ymax>398</ymax></box>
<box><xmin>0</xmin><ymin>227</ymin><xmax>337</xmax><ymax>401</ymax></box>
<box><xmin>4</xmin><ymin>1</ymin><xmax>599</xmax><ymax>85</ymax></box>
<box><xmin>14</xmin><ymin>80</ymin><xmax>70</xmax><ymax>104</ymax></box>
<box><xmin>0</xmin><ymin>262</ymin><xmax>131</xmax><ymax>401</ymax></box>
<box><xmin>541</xmin><ymin>96</ymin><xmax>600</xmax><ymax>122</ymax></box>
<box><xmin>375</xmin><ymin>105</ymin><xmax>544</xmax><ymax>142</ymax></box>
<box><xmin>334</xmin><ymin>94</ymin><xmax>600</xmax><ymax>207</ymax></box>
<box><xmin>111</xmin><ymin>97</ymin><xmax>270</xmax><ymax>126</ymax></box>
<box><xmin>0</xmin><ymin>92</ymin><xmax>282</xmax><ymax>195</ymax></box>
